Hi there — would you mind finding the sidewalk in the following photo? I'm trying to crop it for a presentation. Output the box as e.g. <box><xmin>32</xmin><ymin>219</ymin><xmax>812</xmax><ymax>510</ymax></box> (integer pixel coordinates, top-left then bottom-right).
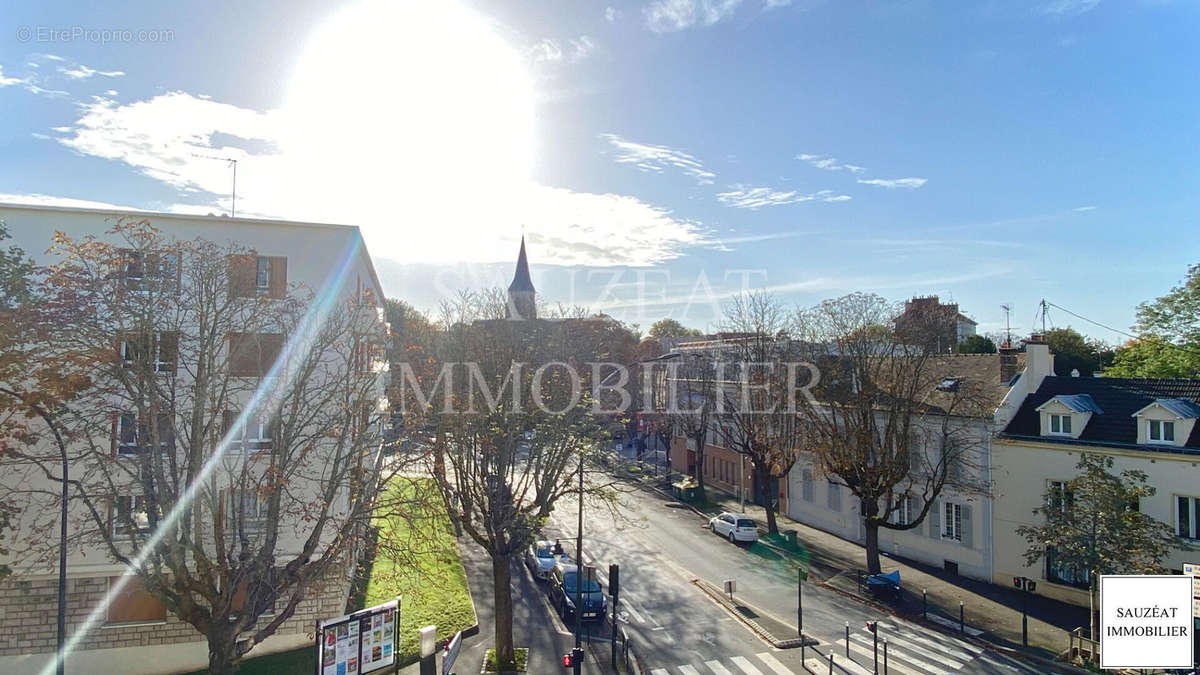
<box><xmin>653</xmin><ymin>481</ymin><xmax>1087</xmax><ymax>663</ymax></box>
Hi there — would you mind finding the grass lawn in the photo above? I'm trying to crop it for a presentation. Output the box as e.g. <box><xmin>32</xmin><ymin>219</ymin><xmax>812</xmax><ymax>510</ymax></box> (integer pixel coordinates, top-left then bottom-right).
<box><xmin>366</xmin><ymin>477</ymin><xmax>477</xmax><ymax>664</ymax></box>
<box><xmin>188</xmin><ymin>477</ymin><xmax>476</xmax><ymax>673</ymax></box>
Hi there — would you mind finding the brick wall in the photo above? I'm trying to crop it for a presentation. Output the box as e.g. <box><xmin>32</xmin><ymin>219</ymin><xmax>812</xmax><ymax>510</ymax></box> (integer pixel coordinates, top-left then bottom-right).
<box><xmin>0</xmin><ymin>563</ymin><xmax>349</xmax><ymax>657</ymax></box>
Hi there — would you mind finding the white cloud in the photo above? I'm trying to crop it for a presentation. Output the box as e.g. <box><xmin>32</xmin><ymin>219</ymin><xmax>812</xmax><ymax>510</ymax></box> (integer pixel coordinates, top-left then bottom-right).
<box><xmin>1073</xmin><ymin>205</ymin><xmax>1097</xmax><ymax>212</ymax></box>
<box><xmin>764</xmin><ymin>0</ymin><xmax>792</xmax><ymax>7</ymax></box>
<box><xmin>529</xmin><ymin>35</ymin><xmax>595</xmax><ymax>63</ymax></box>
<box><xmin>59</xmin><ymin>64</ymin><xmax>125</xmax><ymax>80</ymax></box>
<box><xmin>856</xmin><ymin>177</ymin><xmax>927</xmax><ymax>189</ymax></box>
<box><xmin>0</xmin><ymin>66</ymin><xmax>21</xmax><ymax>87</ymax></box>
<box><xmin>601</xmin><ymin>133</ymin><xmax>716</xmax><ymax>185</ymax></box>
<box><xmin>716</xmin><ymin>184</ymin><xmax>850</xmax><ymax>209</ymax></box>
<box><xmin>796</xmin><ymin>153</ymin><xmax>866</xmax><ymax>173</ymax></box>
<box><xmin>0</xmin><ymin>192</ymin><xmax>146</xmax><ymax>211</ymax></box>
<box><xmin>644</xmin><ymin>0</ymin><xmax>744</xmax><ymax>32</ymax></box>
<box><xmin>605</xmin><ymin>6</ymin><xmax>621</xmax><ymax>22</ymax></box>
<box><xmin>1042</xmin><ymin>0</ymin><xmax>1100</xmax><ymax>15</ymax></box>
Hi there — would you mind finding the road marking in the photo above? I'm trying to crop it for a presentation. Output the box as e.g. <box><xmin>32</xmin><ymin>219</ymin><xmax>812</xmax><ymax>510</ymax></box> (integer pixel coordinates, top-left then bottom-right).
<box><xmin>928</xmin><ymin>613</ymin><xmax>984</xmax><ymax>636</ymax></box>
<box><xmin>843</xmin><ymin>636</ymin><xmax>949</xmax><ymax>675</ymax></box>
<box><xmin>754</xmin><ymin>652</ymin><xmax>792</xmax><ymax>675</ymax></box>
<box><xmin>853</xmin><ymin>631</ymin><xmax>968</xmax><ymax>669</ymax></box>
<box><xmin>807</xmin><ymin>654</ymin><xmax>872</xmax><ymax>675</ymax></box>
<box><xmin>729</xmin><ymin>655</ymin><xmax>764</xmax><ymax>675</ymax></box>
<box><xmin>651</xmin><ymin>669</ymin><xmax>670</xmax><ymax>675</ymax></box>
<box><xmin>977</xmin><ymin>653</ymin><xmax>1024</xmax><ymax>672</ymax></box>
<box><xmin>624</xmin><ymin>604</ymin><xmax>647</xmax><ymax>624</ymax></box>
<box><xmin>705</xmin><ymin>660</ymin><xmax>734</xmax><ymax>675</ymax></box>
<box><xmin>679</xmin><ymin>665</ymin><xmax>702</xmax><ymax>675</ymax></box>
<box><xmin>887</xmin><ymin>626</ymin><xmax>978</xmax><ymax>661</ymax></box>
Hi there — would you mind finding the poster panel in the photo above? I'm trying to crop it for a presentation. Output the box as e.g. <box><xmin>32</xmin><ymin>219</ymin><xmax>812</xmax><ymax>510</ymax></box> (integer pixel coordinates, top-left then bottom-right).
<box><xmin>316</xmin><ymin>598</ymin><xmax>399</xmax><ymax>675</ymax></box>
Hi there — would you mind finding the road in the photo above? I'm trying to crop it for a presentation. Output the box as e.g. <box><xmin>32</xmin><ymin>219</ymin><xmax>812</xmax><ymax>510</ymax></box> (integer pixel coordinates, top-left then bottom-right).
<box><xmin>539</xmin><ymin>472</ymin><xmax>1048</xmax><ymax>675</ymax></box>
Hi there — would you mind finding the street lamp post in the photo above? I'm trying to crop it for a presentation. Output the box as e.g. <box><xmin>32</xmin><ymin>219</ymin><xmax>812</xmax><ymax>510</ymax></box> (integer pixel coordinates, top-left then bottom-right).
<box><xmin>574</xmin><ymin>450</ymin><xmax>583</xmax><ymax>675</ymax></box>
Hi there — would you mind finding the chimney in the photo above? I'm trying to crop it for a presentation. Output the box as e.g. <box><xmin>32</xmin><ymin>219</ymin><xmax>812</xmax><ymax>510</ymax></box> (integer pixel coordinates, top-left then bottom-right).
<box><xmin>1024</xmin><ymin>333</ymin><xmax>1055</xmax><ymax>384</ymax></box>
<box><xmin>999</xmin><ymin>342</ymin><xmax>1019</xmax><ymax>384</ymax></box>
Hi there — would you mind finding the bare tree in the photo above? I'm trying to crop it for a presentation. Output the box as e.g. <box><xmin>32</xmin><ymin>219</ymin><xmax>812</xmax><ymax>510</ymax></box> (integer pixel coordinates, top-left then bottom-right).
<box><xmin>711</xmin><ymin>292</ymin><xmax>805</xmax><ymax>535</ymax></box>
<box><xmin>2</xmin><ymin>220</ymin><xmax>390</xmax><ymax>674</ymax></box>
<box><xmin>395</xmin><ymin>294</ymin><xmax>628</xmax><ymax>667</ymax></box>
<box><xmin>794</xmin><ymin>293</ymin><xmax>990</xmax><ymax>574</ymax></box>
<box><xmin>664</xmin><ymin>351</ymin><xmax>717</xmax><ymax>493</ymax></box>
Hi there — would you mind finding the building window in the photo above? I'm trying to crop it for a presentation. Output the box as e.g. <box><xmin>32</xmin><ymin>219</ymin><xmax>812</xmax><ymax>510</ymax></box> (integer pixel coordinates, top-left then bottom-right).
<box><xmin>801</xmin><ymin>469</ymin><xmax>814</xmax><ymax>503</ymax></box>
<box><xmin>223</xmin><ymin>411</ymin><xmax>276</xmax><ymax>452</ymax></box>
<box><xmin>120</xmin><ymin>331</ymin><xmax>179</xmax><ymax>374</ymax></box>
<box><xmin>1048</xmin><ymin>480</ymin><xmax>1073</xmax><ymax>512</ymax></box>
<box><xmin>106</xmin><ymin>575</ymin><xmax>167</xmax><ymax>625</ymax></box>
<box><xmin>228</xmin><ymin>332</ymin><xmax>284</xmax><ymax>377</ymax></box>
<box><xmin>255</xmin><ymin>257</ymin><xmax>271</xmax><ymax>291</ymax></box>
<box><xmin>228</xmin><ymin>254</ymin><xmax>287</xmax><ymax>299</ymax></box>
<box><xmin>942</xmin><ymin>502</ymin><xmax>963</xmax><ymax>541</ymax></box>
<box><xmin>893</xmin><ymin>494</ymin><xmax>917</xmax><ymax>526</ymax></box>
<box><xmin>116</xmin><ymin>413</ymin><xmax>174</xmax><ymax>456</ymax></box>
<box><xmin>228</xmin><ymin>488</ymin><xmax>270</xmax><ymax>528</ymax></box>
<box><xmin>120</xmin><ymin>249</ymin><xmax>179</xmax><ymax>293</ymax></box>
<box><xmin>827</xmin><ymin>480</ymin><xmax>841</xmax><ymax>512</ymax></box>
<box><xmin>230</xmin><ymin>568</ymin><xmax>280</xmax><ymax>618</ymax></box>
<box><xmin>1177</xmin><ymin>496</ymin><xmax>1199</xmax><ymax>540</ymax></box>
<box><xmin>1049</xmin><ymin>414</ymin><xmax>1072</xmax><ymax>435</ymax></box>
<box><xmin>1046</xmin><ymin>546</ymin><xmax>1090</xmax><ymax>589</ymax></box>
<box><xmin>1149</xmin><ymin>420</ymin><xmax>1175</xmax><ymax>443</ymax></box>
<box><xmin>113</xmin><ymin>495</ymin><xmax>153</xmax><ymax>536</ymax></box>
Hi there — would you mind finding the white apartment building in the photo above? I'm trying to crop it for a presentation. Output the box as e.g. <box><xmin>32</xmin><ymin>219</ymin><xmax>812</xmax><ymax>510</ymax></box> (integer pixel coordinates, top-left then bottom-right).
<box><xmin>0</xmin><ymin>203</ymin><xmax>389</xmax><ymax>674</ymax></box>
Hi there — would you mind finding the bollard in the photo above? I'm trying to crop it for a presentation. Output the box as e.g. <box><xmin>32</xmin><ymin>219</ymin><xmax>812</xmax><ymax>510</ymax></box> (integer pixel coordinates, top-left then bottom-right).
<box><xmin>828</xmin><ymin>652</ymin><xmax>834</xmax><ymax>675</ymax></box>
<box><xmin>845</xmin><ymin>621</ymin><xmax>850</xmax><ymax>658</ymax></box>
<box><xmin>873</xmin><ymin>624</ymin><xmax>879</xmax><ymax>674</ymax></box>
<box><xmin>922</xmin><ymin>588</ymin><xmax>927</xmax><ymax>620</ymax></box>
<box><xmin>959</xmin><ymin>601</ymin><xmax>965</xmax><ymax>633</ymax></box>
<box><xmin>883</xmin><ymin>639</ymin><xmax>888</xmax><ymax>675</ymax></box>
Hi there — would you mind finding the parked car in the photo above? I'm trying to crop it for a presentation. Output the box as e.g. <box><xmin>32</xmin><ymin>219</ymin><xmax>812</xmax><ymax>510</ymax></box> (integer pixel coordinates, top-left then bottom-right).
<box><xmin>549</xmin><ymin>562</ymin><xmax>606</xmax><ymax>622</ymax></box>
<box><xmin>708</xmin><ymin>512</ymin><xmax>759</xmax><ymax>544</ymax></box>
<box><xmin>525</xmin><ymin>540</ymin><xmax>568</xmax><ymax>580</ymax></box>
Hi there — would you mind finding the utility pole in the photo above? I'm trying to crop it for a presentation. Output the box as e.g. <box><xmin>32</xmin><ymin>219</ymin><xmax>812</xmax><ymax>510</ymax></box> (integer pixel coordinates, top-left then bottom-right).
<box><xmin>1001</xmin><ymin>303</ymin><xmax>1012</xmax><ymax>347</ymax></box>
<box><xmin>574</xmin><ymin>450</ymin><xmax>583</xmax><ymax>675</ymax></box>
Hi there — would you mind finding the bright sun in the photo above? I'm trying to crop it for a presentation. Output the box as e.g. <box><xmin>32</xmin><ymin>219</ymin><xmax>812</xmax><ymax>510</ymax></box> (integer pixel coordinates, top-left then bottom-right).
<box><xmin>280</xmin><ymin>0</ymin><xmax>536</xmax><ymax>257</ymax></box>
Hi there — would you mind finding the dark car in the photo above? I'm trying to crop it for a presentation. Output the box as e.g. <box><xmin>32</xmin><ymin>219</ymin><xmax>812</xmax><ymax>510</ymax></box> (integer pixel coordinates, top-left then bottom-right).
<box><xmin>549</xmin><ymin>562</ymin><xmax>606</xmax><ymax>622</ymax></box>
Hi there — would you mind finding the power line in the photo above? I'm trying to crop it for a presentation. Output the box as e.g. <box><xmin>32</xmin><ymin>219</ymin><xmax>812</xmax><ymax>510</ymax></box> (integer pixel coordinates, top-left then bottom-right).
<box><xmin>1043</xmin><ymin>300</ymin><xmax>1200</xmax><ymax>358</ymax></box>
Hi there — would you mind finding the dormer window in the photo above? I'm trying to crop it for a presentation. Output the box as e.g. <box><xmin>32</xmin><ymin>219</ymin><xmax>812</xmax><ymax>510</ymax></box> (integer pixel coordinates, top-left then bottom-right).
<box><xmin>1149</xmin><ymin>420</ymin><xmax>1175</xmax><ymax>443</ymax></box>
<box><xmin>1131</xmin><ymin>398</ymin><xmax>1198</xmax><ymax>447</ymax></box>
<box><xmin>1050</xmin><ymin>414</ymin><xmax>1072</xmax><ymax>435</ymax></box>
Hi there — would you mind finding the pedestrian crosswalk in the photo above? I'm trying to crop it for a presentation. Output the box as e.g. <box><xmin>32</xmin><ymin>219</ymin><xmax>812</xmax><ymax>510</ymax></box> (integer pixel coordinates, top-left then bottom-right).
<box><xmin>646</xmin><ymin>619</ymin><xmax>1041</xmax><ymax>675</ymax></box>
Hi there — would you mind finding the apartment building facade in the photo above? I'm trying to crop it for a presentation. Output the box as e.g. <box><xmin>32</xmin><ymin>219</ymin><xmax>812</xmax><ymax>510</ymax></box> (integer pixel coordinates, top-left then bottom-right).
<box><xmin>0</xmin><ymin>203</ymin><xmax>389</xmax><ymax>674</ymax></box>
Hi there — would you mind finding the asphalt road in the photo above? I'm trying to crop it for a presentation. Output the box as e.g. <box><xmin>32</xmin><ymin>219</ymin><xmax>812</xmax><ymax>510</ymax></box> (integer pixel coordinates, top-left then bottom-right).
<box><xmin>540</xmin><ymin>474</ymin><xmax>1051</xmax><ymax>675</ymax></box>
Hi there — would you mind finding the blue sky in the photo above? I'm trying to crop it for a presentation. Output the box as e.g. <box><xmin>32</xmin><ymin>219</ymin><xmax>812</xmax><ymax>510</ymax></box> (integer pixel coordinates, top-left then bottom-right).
<box><xmin>1</xmin><ymin>0</ymin><xmax>1197</xmax><ymax>339</ymax></box>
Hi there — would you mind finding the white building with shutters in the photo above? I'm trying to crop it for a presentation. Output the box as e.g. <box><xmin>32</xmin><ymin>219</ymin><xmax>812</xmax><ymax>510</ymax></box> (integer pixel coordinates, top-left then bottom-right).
<box><xmin>0</xmin><ymin>203</ymin><xmax>388</xmax><ymax>674</ymax></box>
<box><xmin>785</xmin><ymin>347</ymin><xmax>1039</xmax><ymax>582</ymax></box>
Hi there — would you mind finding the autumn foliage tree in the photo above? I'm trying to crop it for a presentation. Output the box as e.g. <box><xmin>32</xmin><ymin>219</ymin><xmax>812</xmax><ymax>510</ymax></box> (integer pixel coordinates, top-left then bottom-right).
<box><xmin>2</xmin><ymin>220</ymin><xmax>390</xmax><ymax>674</ymax></box>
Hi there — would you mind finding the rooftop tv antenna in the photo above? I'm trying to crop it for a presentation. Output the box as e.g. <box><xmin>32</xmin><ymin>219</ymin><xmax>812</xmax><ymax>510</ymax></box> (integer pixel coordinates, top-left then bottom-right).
<box><xmin>191</xmin><ymin>154</ymin><xmax>238</xmax><ymax>218</ymax></box>
<box><xmin>1001</xmin><ymin>303</ymin><xmax>1012</xmax><ymax>347</ymax></box>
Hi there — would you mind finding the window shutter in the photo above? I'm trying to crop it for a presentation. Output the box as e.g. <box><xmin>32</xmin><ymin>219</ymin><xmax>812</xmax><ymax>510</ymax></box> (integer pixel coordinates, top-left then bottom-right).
<box><xmin>110</xmin><ymin>413</ymin><xmax>119</xmax><ymax>458</ymax></box>
<box><xmin>222</xmin><ymin>410</ymin><xmax>235</xmax><ymax>439</ymax></box>
<box><xmin>929</xmin><ymin>500</ymin><xmax>940</xmax><ymax>539</ymax></box>
<box><xmin>267</xmin><ymin>256</ymin><xmax>287</xmax><ymax>299</ymax></box>
<box><xmin>159</xmin><ymin>332</ymin><xmax>179</xmax><ymax>373</ymax></box>
<box><xmin>227</xmin><ymin>254</ymin><xmax>256</xmax><ymax>298</ymax></box>
<box><xmin>961</xmin><ymin>505</ymin><xmax>973</xmax><ymax>548</ymax></box>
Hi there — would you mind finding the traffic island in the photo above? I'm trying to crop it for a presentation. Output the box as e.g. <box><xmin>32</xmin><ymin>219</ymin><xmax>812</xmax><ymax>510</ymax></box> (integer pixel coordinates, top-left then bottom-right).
<box><xmin>692</xmin><ymin>579</ymin><xmax>816</xmax><ymax>650</ymax></box>
<box><xmin>482</xmin><ymin>647</ymin><xmax>528</xmax><ymax>674</ymax></box>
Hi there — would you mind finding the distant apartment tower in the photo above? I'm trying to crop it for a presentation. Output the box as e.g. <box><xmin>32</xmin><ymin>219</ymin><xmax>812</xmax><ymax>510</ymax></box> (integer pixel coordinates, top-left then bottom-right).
<box><xmin>895</xmin><ymin>295</ymin><xmax>978</xmax><ymax>353</ymax></box>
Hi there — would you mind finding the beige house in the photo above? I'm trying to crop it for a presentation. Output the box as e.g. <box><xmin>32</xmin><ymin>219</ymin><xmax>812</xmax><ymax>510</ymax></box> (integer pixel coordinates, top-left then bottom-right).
<box><xmin>0</xmin><ymin>203</ymin><xmax>389</xmax><ymax>674</ymax></box>
<box><xmin>993</xmin><ymin>343</ymin><xmax>1200</xmax><ymax>606</ymax></box>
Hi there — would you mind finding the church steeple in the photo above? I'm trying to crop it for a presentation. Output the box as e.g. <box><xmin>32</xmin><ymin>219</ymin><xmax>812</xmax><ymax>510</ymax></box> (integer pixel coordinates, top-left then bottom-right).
<box><xmin>507</xmin><ymin>236</ymin><xmax>536</xmax><ymax>320</ymax></box>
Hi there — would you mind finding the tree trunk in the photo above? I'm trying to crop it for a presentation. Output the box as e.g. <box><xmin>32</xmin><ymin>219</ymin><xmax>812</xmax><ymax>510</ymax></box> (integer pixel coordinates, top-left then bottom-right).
<box><xmin>492</xmin><ymin>553</ymin><xmax>515</xmax><ymax>665</ymax></box>
<box><xmin>863</xmin><ymin>498</ymin><xmax>882</xmax><ymax>574</ymax></box>
<box><xmin>207</xmin><ymin>632</ymin><xmax>238</xmax><ymax>675</ymax></box>
<box><xmin>757</xmin><ymin>466</ymin><xmax>779</xmax><ymax>535</ymax></box>
<box><xmin>694</xmin><ymin>432</ymin><xmax>705</xmax><ymax>490</ymax></box>
<box><xmin>1089</xmin><ymin>572</ymin><xmax>1097</xmax><ymax>642</ymax></box>
<box><xmin>764</xmin><ymin>500</ymin><xmax>779</xmax><ymax>535</ymax></box>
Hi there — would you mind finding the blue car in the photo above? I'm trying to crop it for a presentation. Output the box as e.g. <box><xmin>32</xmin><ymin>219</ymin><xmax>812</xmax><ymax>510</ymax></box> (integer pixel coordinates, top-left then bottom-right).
<box><xmin>550</xmin><ymin>562</ymin><xmax>607</xmax><ymax>622</ymax></box>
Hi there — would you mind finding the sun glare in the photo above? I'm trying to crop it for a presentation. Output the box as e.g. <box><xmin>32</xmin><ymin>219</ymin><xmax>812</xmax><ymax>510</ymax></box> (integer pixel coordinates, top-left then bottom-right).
<box><xmin>282</xmin><ymin>0</ymin><xmax>536</xmax><ymax>257</ymax></box>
